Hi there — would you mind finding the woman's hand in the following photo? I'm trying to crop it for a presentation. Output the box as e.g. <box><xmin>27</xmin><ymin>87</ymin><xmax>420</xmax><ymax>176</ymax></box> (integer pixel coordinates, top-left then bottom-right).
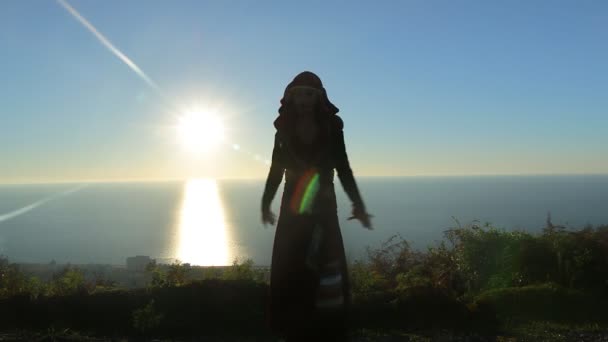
<box><xmin>348</xmin><ymin>205</ymin><xmax>373</xmax><ymax>230</ymax></box>
<box><xmin>261</xmin><ymin>208</ymin><xmax>276</xmax><ymax>226</ymax></box>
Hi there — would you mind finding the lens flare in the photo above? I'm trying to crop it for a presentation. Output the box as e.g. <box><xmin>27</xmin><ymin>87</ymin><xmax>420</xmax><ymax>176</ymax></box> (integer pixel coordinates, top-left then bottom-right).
<box><xmin>290</xmin><ymin>169</ymin><xmax>321</xmax><ymax>214</ymax></box>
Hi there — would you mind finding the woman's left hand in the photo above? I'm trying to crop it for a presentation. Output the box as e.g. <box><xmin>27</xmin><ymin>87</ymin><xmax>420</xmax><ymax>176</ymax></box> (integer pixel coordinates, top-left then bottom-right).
<box><xmin>348</xmin><ymin>206</ymin><xmax>373</xmax><ymax>230</ymax></box>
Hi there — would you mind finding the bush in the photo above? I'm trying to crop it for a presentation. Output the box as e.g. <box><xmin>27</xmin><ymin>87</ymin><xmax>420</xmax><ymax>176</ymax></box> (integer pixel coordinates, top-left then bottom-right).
<box><xmin>0</xmin><ymin>256</ymin><xmax>44</xmax><ymax>299</ymax></box>
<box><xmin>349</xmin><ymin>259</ymin><xmax>390</xmax><ymax>300</ymax></box>
<box><xmin>351</xmin><ymin>233</ymin><xmax>464</xmax><ymax>299</ymax></box>
<box><xmin>221</xmin><ymin>258</ymin><xmax>265</xmax><ymax>282</ymax></box>
<box><xmin>144</xmin><ymin>260</ymin><xmax>193</xmax><ymax>287</ymax></box>
<box><xmin>543</xmin><ymin>226</ymin><xmax>608</xmax><ymax>291</ymax></box>
<box><xmin>166</xmin><ymin>261</ymin><xmax>191</xmax><ymax>287</ymax></box>
<box><xmin>445</xmin><ymin>220</ymin><xmax>533</xmax><ymax>293</ymax></box>
<box><xmin>132</xmin><ymin>299</ymin><xmax>163</xmax><ymax>333</ymax></box>
<box><xmin>48</xmin><ymin>266</ymin><xmax>87</xmax><ymax>296</ymax></box>
<box><xmin>350</xmin><ymin>218</ymin><xmax>608</xmax><ymax>307</ymax></box>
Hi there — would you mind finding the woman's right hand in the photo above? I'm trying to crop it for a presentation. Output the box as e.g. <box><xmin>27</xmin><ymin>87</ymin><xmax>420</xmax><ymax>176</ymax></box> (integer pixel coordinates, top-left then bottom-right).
<box><xmin>262</xmin><ymin>209</ymin><xmax>276</xmax><ymax>226</ymax></box>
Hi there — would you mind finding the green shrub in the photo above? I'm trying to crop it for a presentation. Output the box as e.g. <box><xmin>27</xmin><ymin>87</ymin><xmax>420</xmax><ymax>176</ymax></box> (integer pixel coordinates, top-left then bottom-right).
<box><xmin>445</xmin><ymin>220</ymin><xmax>532</xmax><ymax>292</ymax></box>
<box><xmin>395</xmin><ymin>265</ymin><xmax>432</xmax><ymax>291</ymax></box>
<box><xmin>0</xmin><ymin>256</ymin><xmax>39</xmax><ymax>299</ymax></box>
<box><xmin>165</xmin><ymin>261</ymin><xmax>190</xmax><ymax>287</ymax></box>
<box><xmin>132</xmin><ymin>299</ymin><xmax>163</xmax><ymax>333</ymax></box>
<box><xmin>424</xmin><ymin>240</ymin><xmax>464</xmax><ymax>296</ymax></box>
<box><xmin>349</xmin><ymin>259</ymin><xmax>390</xmax><ymax>299</ymax></box>
<box><xmin>222</xmin><ymin>258</ymin><xmax>265</xmax><ymax>282</ymax></box>
<box><xmin>546</xmin><ymin>226</ymin><xmax>608</xmax><ymax>290</ymax></box>
<box><xmin>1</xmin><ymin>256</ymin><xmax>17</xmax><ymax>296</ymax></box>
<box><xmin>365</xmin><ymin>235</ymin><xmax>424</xmax><ymax>288</ymax></box>
<box><xmin>351</xmin><ymin>218</ymin><xmax>608</xmax><ymax>305</ymax></box>
<box><xmin>144</xmin><ymin>260</ymin><xmax>167</xmax><ymax>288</ymax></box>
<box><xmin>47</xmin><ymin>266</ymin><xmax>87</xmax><ymax>296</ymax></box>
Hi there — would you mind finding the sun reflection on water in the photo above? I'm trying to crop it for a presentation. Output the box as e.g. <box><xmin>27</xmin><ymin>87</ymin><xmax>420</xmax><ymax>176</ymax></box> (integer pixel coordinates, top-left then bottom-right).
<box><xmin>174</xmin><ymin>179</ymin><xmax>231</xmax><ymax>266</ymax></box>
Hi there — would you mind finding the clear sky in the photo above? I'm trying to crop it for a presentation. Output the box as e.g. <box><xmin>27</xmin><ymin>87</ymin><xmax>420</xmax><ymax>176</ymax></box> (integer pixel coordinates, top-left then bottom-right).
<box><xmin>1</xmin><ymin>0</ymin><xmax>607</xmax><ymax>183</ymax></box>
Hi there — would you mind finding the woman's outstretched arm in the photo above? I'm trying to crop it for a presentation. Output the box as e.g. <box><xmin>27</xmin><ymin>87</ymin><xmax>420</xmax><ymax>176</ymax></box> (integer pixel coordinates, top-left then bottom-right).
<box><xmin>333</xmin><ymin>117</ymin><xmax>371</xmax><ymax>228</ymax></box>
<box><xmin>261</xmin><ymin>133</ymin><xmax>285</xmax><ymax>217</ymax></box>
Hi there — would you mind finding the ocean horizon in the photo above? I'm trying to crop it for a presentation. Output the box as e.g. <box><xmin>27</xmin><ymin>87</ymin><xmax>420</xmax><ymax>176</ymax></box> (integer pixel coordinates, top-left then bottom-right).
<box><xmin>1</xmin><ymin>174</ymin><xmax>607</xmax><ymax>266</ymax></box>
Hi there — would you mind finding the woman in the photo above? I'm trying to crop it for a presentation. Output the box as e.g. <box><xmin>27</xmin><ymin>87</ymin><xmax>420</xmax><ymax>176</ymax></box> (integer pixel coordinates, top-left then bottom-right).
<box><xmin>261</xmin><ymin>71</ymin><xmax>372</xmax><ymax>341</ymax></box>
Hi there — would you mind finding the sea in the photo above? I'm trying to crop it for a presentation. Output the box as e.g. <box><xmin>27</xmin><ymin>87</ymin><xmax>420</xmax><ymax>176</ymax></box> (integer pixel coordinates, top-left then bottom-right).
<box><xmin>0</xmin><ymin>175</ymin><xmax>607</xmax><ymax>266</ymax></box>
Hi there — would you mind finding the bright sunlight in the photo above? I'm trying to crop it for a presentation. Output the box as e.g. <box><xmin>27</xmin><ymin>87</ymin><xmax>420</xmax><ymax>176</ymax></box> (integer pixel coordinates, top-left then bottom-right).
<box><xmin>177</xmin><ymin>107</ymin><xmax>225</xmax><ymax>153</ymax></box>
<box><xmin>175</xmin><ymin>178</ymin><xmax>231</xmax><ymax>266</ymax></box>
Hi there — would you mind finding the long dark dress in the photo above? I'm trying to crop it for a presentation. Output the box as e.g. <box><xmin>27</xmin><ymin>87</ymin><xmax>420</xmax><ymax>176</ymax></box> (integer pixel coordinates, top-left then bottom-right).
<box><xmin>261</xmin><ymin>114</ymin><xmax>365</xmax><ymax>340</ymax></box>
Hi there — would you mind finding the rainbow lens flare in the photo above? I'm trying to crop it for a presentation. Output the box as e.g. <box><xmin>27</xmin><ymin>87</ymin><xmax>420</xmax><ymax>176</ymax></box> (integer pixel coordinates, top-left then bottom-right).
<box><xmin>290</xmin><ymin>169</ymin><xmax>320</xmax><ymax>214</ymax></box>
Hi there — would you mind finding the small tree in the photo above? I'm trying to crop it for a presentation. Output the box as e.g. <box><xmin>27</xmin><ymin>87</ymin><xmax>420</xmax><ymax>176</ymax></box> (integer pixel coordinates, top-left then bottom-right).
<box><xmin>222</xmin><ymin>258</ymin><xmax>263</xmax><ymax>281</ymax></box>
<box><xmin>166</xmin><ymin>261</ymin><xmax>190</xmax><ymax>286</ymax></box>
<box><xmin>145</xmin><ymin>260</ymin><xmax>166</xmax><ymax>288</ymax></box>
<box><xmin>49</xmin><ymin>266</ymin><xmax>86</xmax><ymax>296</ymax></box>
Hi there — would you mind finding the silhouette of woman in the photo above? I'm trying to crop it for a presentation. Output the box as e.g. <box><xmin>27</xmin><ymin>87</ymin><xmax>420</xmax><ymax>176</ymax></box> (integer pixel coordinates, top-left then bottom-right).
<box><xmin>261</xmin><ymin>71</ymin><xmax>372</xmax><ymax>341</ymax></box>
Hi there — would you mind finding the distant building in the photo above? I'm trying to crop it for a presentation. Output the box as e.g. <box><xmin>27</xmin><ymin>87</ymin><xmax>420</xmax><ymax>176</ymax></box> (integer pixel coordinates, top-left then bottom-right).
<box><xmin>126</xmin><ymin>255</ymin><xmax>154</xmax><ymax>272</ymax></box>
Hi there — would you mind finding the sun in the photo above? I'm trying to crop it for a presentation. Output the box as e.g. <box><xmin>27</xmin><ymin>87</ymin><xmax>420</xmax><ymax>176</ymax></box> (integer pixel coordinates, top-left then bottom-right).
<box><xmin>177</xmin><ymin>108</ymin><xmax>225</xmax><ymax>153</ymax></box>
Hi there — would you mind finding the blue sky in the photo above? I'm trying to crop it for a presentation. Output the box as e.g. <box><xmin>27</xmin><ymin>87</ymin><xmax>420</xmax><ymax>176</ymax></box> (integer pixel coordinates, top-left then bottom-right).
<box><xmin>1</xmin><ymin>0</ymin><xmax>606</xmax><ymax>183</ymax></box>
